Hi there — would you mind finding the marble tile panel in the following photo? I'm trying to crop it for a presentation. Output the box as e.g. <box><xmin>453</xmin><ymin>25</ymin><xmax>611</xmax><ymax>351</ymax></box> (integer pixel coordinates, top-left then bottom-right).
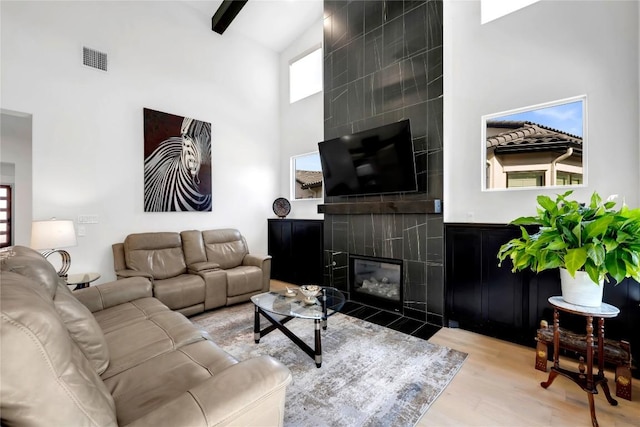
<box><xmin>382</xmin><ymin>15</ymin><xmax>405</xmax><ymax>68</ymax></box>
<box><xmin>364</xmin><ymin>0</ymin><xmax>384</xmax><ymax>33</ymax></box>
<box><xmin>384</xmin><ymin>0</ymin><xmax>405</xmax><ymax>23</ymax></box>
<box><xmin>427</xmin><ymin>46</ymin><xmax>443</xmax><ymax>100</ymax></box>
<box><xmin>427</xmin><ymin>97</ymin><xmax>443</xmax><ymax>151</ymax></box>
<box><xmin>347</xmin><ymin>36</ymin><xmax>365</xmax><ymax>82</ymax></box>
<box><xmin>427</xmin><ymin>263</ymin><xmax>444</xmax><ymax>315</ymax></box>
<box><xmin>332</xmin><ymin>45</ymin><xmax>349</xmax><ymax>89</ymax></box>
<box><xmin>403</xmin><ymin>214</ymin><xmax>427</xmax><ymax>262</ymax></box>
<box><xmin>404</xmin><ymin>2</ymin><xmax>428</xmax><ymax>57</ymax></box>
<box><xmin>401</xmin><ymin>53</ymin><xmax>428</xmax><ymax>106</ymax></box>
<box><xmin>347</xmin><ymin>78</ymin><xmax>365</xmax><ymax>123</ymax></box>
<box><xmin>380</xmin><ymin>63</ymin><xmax>404</xmax><ymax>113</ymax></box>
<box><xmin>330</xmin><ymin>3</ymin><xmax>349</xmax><ymax>51</ymax></box>
<box><xmin>364</xmin><ymin>72</ymin><xmax>384</xmax><ymax>117</ymax></box>
<box><xmin>347</xmin><ymin>0</ymin><xmax>365</xmax><ymax>42</ymax></box>
<box><xmin>330</xmin><ymin>85</ymin><xmax>349</xmax><ymax>127</ymax></box>
<box><xmin>426</xmin><ymin>0</ymin><xmax>443</xmax><ymax>50</ymax></box>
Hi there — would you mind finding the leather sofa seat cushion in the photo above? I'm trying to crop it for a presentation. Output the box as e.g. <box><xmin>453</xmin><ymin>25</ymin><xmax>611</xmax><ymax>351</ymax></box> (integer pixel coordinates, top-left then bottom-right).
<box><xmin>0</xmin><ymin>272</ymin><xmax>117</xmax><ymax>427</ymax></box>
<box><xmin>104</xmin><ymin>340</ymin><xmax>237</xmax><ymax>426</ymax></box>
<box><xmin>202</xmin><ymin>229</ymin><xmax>248</xmax><ymax>269</ymax></box>
<box><xmin>100</xmin><ymin>310</ymin><xmax>206</xmax><ymax>380</ymax></box>
<box><xmin>226</xmin><ymin>266</ymin><xmax>264</xmax><ymax>297</ymax></box>
<box><xmin>124</xmin><ymin>233</ymin><xmax>187</xmax><ymax>280</ymax></box>
<box><xmin>54</xmin><ymin>282</ymin><xmax>110</xmax><ymax>375</ymax></box>
<box><xmin>92</xmin><ymin>297</ymin><xmax>169</xmax><ymax>334</ymax></box>
<box><xmin>153</xmin><ymin>273</ymin><xmax>205</xmax><ymax>310</ymax></box>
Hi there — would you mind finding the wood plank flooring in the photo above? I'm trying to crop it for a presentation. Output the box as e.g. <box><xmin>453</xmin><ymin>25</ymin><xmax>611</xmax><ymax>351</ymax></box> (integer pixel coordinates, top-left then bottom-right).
<box><xmin>270</xmin><ymin>281</ymin><xmax>639</xmax><ymax>425</ymax></box>
<box><xmin>421</xmin><ymin>327</ymin><xmax>639</xmax><ymax>426</ymax></box>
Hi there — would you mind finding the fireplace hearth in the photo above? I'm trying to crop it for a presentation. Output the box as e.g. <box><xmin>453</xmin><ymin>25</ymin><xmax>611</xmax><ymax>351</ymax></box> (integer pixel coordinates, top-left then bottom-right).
<box><xmin>350</xmin><ymin>255</ymin><xmax>403</xmax><ymax>312</ymax></box>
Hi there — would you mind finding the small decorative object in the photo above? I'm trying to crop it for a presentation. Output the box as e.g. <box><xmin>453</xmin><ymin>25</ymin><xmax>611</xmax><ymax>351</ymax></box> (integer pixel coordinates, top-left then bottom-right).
<box><xmin>272</xmin><ymin>197</ymin><xmax>291</xmax><ymax>218</ymax></box>
<box><xmin>498</xmin><ymin>191</ymin><xmax>640</xmax><ymax>307</ymax></box>
<box><xmin>299</xmin><ymin>285</ymin><xmax>321</xmax><ymax>304</ymax></box>
<box><xmin>284</xmin><ymin>286</ymin><xmax>297</xmax><ymax>297</ymax></box>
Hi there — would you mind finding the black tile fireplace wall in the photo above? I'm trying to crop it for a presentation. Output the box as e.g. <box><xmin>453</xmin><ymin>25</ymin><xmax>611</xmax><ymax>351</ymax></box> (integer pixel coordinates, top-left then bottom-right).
<box><xmin>322</xmin><ymin>1</ymin><xmax>444</xmax><ymax>325</ymax></box>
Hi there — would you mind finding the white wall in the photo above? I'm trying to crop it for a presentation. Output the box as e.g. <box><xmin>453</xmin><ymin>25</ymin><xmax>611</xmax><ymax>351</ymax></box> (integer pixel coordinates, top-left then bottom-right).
<box><xmin>1</xmin><ymin>1</ymin><xmax>281</xmax><ymax>281</ymax></box>
<box><xmin>444</xmin><ymin>0</ymin><xmax>640</xmax><ymax>223</ymax></box>
<box><xmin>278</xmin><ymin>17</ymin><xmax>324</xmax><ymax>220</ymax></box>
<box><xmin>0</xmin><ymin>112</ymin><xmax>33</xmax><ymax>246</ymax></box>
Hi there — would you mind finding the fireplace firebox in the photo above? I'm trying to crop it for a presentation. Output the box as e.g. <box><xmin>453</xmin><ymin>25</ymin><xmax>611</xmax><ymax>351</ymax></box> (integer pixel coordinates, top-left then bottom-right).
<box><xmin>349</xmin><ymin>255</ymin><xmax>403</xmax><ymax>312</ymax></box>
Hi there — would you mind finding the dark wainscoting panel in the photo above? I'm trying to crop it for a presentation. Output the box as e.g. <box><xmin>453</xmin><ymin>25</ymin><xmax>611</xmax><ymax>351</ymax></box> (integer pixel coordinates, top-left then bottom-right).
<box><xmin>445</xmin><ymin>223</ymin><xmax>640</xmax><ymax>377</ymax></box>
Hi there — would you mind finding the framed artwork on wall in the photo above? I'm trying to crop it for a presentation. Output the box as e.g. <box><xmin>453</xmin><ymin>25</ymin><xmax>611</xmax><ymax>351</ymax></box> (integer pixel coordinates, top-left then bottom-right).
<box><xmin>482</xmin><ymin>95</ymin><xmax>586</xmax><ymax>191</ymax></box>
<box><xmin>143</xmin><ymin>108</ymin><xmax>212</xmax><ymax>212</ymax></box>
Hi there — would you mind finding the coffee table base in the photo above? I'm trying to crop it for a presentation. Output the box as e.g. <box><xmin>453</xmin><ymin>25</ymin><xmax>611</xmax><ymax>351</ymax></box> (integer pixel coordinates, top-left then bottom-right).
<box><xmin>254</xmin><ymin>305</ymin><xmax>323</xmax><ymax>368</ymax></box>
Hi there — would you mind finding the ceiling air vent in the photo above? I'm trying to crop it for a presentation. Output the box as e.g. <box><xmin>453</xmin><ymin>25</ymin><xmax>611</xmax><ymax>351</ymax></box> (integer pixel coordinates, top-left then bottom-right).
<box><xmin>83</xmin><ymin>47</ymin><xmax>107</xmax><ymax>71</ymax></box>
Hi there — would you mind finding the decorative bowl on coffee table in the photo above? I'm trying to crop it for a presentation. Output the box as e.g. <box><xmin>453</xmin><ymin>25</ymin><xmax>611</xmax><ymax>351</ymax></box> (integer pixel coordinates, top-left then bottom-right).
<box><xmin>299</xmin><ymin>285</ymin><xmax>321</xmax><ymax>304</ymax></box>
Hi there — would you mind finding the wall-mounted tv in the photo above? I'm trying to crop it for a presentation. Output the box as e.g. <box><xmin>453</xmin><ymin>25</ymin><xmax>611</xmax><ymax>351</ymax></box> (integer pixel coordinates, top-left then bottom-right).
<box><xmin>318</xmin><ymin>119</ymin><xmax>418</xmax><ymax>197</ymax></box>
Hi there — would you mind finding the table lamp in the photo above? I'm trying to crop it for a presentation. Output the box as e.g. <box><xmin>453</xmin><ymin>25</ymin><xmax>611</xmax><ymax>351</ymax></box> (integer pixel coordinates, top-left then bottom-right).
<box><xmin>31</xmin><ymin>218</ymin><xmax>77</xmax><ymax>277</ymax></box>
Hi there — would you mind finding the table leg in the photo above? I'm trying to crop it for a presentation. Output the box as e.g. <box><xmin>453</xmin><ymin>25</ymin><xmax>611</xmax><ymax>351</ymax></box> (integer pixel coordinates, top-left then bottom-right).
<box><xmin>596</xmin><ymin>317</ymin><xmax>618</xmax><ymax>406</ymax></box>
<box><xmin>314</xmin><ymin>319</ymin><xmax>322</xmax><ymax>368</ymax></box>
<box><xmin>586</xmin><ymin>315</ymin><xmax>594</xmax><ymax>389</ymax></box>
<box><xmin>553</xmin><ymin>308</ymin><xmax>560</xmax><ymax>369</ymax></box>
<box><xmin>321</xmin><ymin>289</ymin><xmax>328</xmax><ymax>330</ymax></box>
<box><xmin>588</xmin><ymin>393</ymin><xmax>598</xmax><ymax>427</ymax></box>
<box><xmin>254</xmin><ymin>304</ymin><xmax>261</xmax><ymax>343</ymax></box>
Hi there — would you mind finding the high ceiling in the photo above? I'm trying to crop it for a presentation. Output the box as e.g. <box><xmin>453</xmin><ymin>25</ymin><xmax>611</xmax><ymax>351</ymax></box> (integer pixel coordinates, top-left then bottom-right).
<box><xmin>183</xmin><ymin>0</ymin><xmax>323</xmax><ymax>52</ymax></box>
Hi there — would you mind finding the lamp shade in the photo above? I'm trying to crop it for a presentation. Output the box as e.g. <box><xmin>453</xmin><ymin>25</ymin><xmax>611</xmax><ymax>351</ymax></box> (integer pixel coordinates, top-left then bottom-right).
<box><xmin>31</xmin><ymin>219</ymin><xmax>77</xmax><ymax>250</ymax></box>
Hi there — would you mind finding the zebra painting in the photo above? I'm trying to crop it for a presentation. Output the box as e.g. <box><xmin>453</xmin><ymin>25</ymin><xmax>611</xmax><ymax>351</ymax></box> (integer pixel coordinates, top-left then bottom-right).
<box><xmin>143</xmin><ymin>108</ymin><xmax>212</xmax><ymax>212</ymax></box>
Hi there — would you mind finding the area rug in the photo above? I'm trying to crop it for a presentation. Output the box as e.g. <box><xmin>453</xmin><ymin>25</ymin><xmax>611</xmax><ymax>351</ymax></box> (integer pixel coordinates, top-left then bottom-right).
<box><xmin>191</xmin><ymin>303</ymin><xmax>467</xmax><ymax>427</ymax></box>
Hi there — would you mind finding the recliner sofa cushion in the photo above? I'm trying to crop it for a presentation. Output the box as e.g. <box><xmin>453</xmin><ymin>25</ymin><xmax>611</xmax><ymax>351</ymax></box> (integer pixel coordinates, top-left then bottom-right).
<box><xmin>0</xmin><ymin>271</ymin><xmax>117</xmax><ymax>427</ymax></box>
<box><xmin>226</xmin><ymin>266</ymin><xmax>264</xmax><ymax>297</ymax></box>
<box><xmin>124</xmin><ymin>232</ymin><xmax>187</xmax><ymax>280</ymax></box>
<box><xmin>202</xmin><ymin>229</ymin><xmax>248</xmax><ymax>269</ymax></box>
<box><xmin>104</xmin><ymin>340</ymin><xmax>237</xmax><ymax>426</ymax></box>
<box><xmin>153</xmin><ymin>273</ymin><xmax>205</xmax><ymax>311</ymax></box>
<box><xmin>54</xmin><ymin>282</ymin><xmax>110</xmax><ymax>375</ymax></box>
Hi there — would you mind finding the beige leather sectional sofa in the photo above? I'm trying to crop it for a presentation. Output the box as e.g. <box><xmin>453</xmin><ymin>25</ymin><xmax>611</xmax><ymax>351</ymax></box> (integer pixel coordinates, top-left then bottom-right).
<box><xmin>0</xmin><ymin>246</ymin><xmax>291</xmax><ymax>426</ymax></box>
<box><xmin>112</xmin><ymin>229</ymin><xmax>270</xmax><ymax>316</ymax></box>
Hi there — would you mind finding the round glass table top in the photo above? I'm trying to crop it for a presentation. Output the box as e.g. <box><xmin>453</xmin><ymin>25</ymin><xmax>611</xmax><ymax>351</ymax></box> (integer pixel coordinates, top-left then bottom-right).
<box><xmin>251</xmin><ymin>287</ymin><xmax>346</xmax><ymax>320</ymax></box>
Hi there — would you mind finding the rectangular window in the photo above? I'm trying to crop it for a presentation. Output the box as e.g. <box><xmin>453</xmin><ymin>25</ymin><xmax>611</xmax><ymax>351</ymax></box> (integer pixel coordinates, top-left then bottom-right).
<box><xmin>557</xmin><ymin>172</ymin><xmax>583</xmax><ymax>186</ymax></box>
<box><xmin>289</xmin><ymin>47</ymin><xmax>323</xmax><ymax>103</ymax></box>
<box><xmin>0</xmin><ymin>185</ymin><xmax>11</xmax><ymax>248</ymax></box>
<box><xmin>507</xmin><ymin>171</ymin><xmax>545</xmax><ymax>188</ymax></box>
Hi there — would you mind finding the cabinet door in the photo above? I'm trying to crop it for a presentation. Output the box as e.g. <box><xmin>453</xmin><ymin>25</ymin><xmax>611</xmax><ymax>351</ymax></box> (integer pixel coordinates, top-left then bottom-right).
<box><xmin>291</xmin><ymin>221</ymin><xmax>323</xmax><ymax>285</ymax></box>
<box><xmin>446</xmin><ymin>227</ymin><xmax>483</xmax><ymax>324</ymax></box>
<box><xmin>268</xmin><ymin>220</ymin><xmax>293</xmax><ymax>282</ymax></box>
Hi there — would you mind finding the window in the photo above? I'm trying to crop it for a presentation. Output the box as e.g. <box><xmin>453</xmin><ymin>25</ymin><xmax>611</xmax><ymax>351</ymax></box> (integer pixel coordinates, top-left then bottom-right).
<box><xmin>507</xmin><ymin>172</ymin><xmax>544</xmax><ymax>188</ymax></box>
<box><xmin>289</xmin><ymin>47</ymin><xmax>323</xmax><ymax>103</ymax></box>
<box><xmin>557</xmin><ymin>172</ymin><xmax>583</xmax><ymax>186</ymax></box>
<box><xmin>0</xmin><ymin>185</ymin><xmax>12</xmax><ymax>248</ymax></box>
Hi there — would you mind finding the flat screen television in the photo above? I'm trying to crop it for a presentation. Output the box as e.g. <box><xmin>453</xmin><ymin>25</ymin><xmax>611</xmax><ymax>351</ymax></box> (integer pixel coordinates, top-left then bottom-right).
<box><xmin>318</xmin><ymin>119</ymin><xmax>417</xmax><ymax>197</ymax></box>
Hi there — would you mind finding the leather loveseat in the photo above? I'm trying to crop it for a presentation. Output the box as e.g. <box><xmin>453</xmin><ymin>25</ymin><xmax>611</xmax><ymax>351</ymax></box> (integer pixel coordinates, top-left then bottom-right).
<box><xmin>112</xmin><ymin>229</ymin><xmax>270</xmax><ymax>316</ymax></box>
<box><xmin>0</xmin><ymin>246</ymin><xmax>291</xmax><ymax>426</ymax></box>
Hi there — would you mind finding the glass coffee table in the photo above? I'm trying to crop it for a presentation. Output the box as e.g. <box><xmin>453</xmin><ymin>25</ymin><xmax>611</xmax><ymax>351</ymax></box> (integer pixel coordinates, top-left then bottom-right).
<box><xmin>251</xmin><ymin>287</ymin><xmax>345</xmax><ymax>368</ymax></box>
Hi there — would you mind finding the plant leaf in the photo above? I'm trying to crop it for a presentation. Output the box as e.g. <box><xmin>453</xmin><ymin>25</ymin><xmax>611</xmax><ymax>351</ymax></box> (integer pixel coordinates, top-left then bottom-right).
<box><xmin>564</xmin><ymin>248</ymin><xmax>587</xmax><ymax>275</ymax></box>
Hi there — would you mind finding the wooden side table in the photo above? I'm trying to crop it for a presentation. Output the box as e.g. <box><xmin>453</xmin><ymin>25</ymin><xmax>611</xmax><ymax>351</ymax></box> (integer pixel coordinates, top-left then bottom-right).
<box><xmin>540</xmin><ymin>296</ymin><xmax>620</xmax><ymax>427</ymax></box>
<box><xmin>67</xmin><ymin>272</ymin><xmax>100</xmax><ymax>290</ymax></box>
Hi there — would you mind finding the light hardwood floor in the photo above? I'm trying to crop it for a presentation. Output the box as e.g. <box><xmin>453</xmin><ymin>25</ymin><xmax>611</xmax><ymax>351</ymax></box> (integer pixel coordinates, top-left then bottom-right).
<box><xmin>270</xmin><ymin>281</ymin><xmax>639</xmax><ymax>425</ymax></box>
<box><xmin>421</xmin><ymin>327</ymin><xmax>639</xmax><ymax>426</ymax></box>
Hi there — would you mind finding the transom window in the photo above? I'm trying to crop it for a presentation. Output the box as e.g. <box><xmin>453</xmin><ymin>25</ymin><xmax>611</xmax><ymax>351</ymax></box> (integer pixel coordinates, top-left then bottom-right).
<box><xmin>289</xmin><ymin>47</ymin><xmax>323</xmax><ymax>104</ymax></box>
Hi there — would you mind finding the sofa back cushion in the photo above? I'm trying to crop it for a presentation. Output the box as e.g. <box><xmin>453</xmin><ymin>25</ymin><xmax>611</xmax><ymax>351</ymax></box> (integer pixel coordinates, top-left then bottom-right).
<box><xmin>0</xmin><ymin>271</ymin><xmax>117</xmax><ymax>427</ymax></box>
<box><xmin>202</xmin><ymin>229</ymin><xmax>248</xmax><ymax>269</ymax></box>
<box><xmin>124</xmin><ymin>232</ymin><xmax>187</xmax><ymax>280</ymax></box>
<box><xmin>2</xmin><ymin>246</ymin><xmax>111</xmax><ymax>375</ymax></box>
<box><xmin>54</xmin><ymin>282</ymin><xmax>111</xmax><ymax>375</ymax></box>
<box><xmin>1</xmin><ymin>245</ymin><xmax>62</xmax><ymax>298</ymax></box>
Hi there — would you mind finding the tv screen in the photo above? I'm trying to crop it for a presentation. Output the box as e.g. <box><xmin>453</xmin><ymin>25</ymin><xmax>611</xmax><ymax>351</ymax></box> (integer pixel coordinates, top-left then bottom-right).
<box><xmin>318</xmin><ymin>119</ymin><xmax>417</xmax><ymax>197</ymax></box>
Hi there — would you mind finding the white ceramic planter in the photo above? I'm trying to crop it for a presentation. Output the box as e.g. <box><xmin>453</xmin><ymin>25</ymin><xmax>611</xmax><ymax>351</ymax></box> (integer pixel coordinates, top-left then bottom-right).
<box><xmin>559</xmin><ymin>268</ymin><xmax>604</xmax><ymax>307</ymax></box>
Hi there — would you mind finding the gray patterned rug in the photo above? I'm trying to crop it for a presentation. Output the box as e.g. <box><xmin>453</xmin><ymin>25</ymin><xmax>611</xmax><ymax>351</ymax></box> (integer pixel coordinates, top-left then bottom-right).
<box><xmin>191</xmin><ymin>303</ymin><xmax>467</xmax><ymax>427</ymax></box>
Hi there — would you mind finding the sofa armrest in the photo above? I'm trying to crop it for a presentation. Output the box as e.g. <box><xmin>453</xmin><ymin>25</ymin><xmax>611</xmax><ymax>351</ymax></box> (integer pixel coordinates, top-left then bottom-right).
<box><xmin>187</xmin><ymin>261</ymin><xmax>220</xmax><ymax>273</ymax></box>
<box><xmin>242</xmin><ymin>253</ymin><xmax>271</xmax><ymax>268</ymax></box>
<box><xmin>124</xmin><ymin>355</ymin><xmax>292</xmax><ymax>427</ymax></box>
<box><xmin>115</xmin><ymin>269</ymin><xmax>153</xmax><ymax>280</ymax></box>
<box><xmin>74</xmin><ymin>277</ymin><xmax>153</xmax><ymax>313</ymax></box>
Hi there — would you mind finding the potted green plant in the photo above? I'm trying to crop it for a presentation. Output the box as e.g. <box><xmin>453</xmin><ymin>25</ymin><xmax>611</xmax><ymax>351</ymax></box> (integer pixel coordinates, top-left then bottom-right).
<box><xmin>497</xmin><ymin>190</ymin><xmax>640</xmax><ymax>307</ymax></box>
